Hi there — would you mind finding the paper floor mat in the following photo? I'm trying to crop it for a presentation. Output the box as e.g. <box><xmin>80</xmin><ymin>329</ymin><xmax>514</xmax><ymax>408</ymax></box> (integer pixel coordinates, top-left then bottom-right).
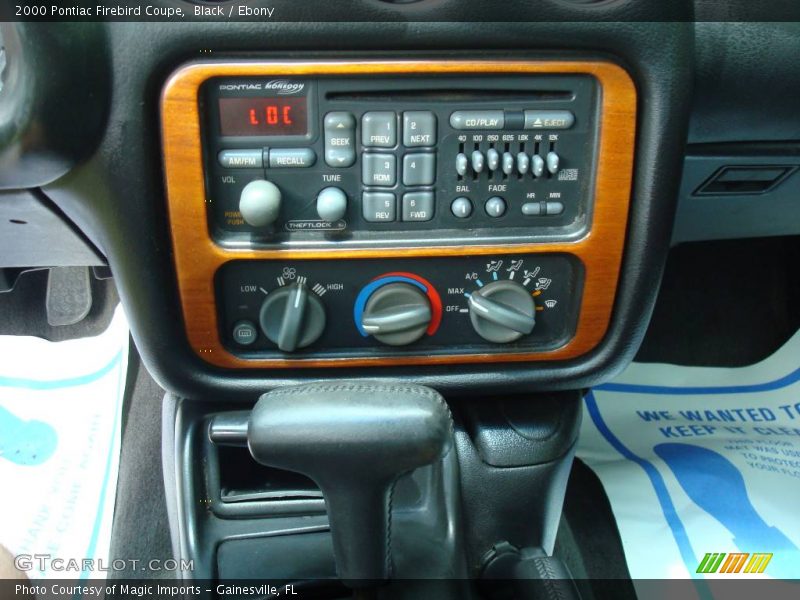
<box><xmin>0</xmin><ymin>306</ymin><xmax>129</xmax><ymax>580</ymax></box>
<box><xmin>578</xmin><ymin>330</ymin><xmax>800</xmax><ymax>592</ymax></box>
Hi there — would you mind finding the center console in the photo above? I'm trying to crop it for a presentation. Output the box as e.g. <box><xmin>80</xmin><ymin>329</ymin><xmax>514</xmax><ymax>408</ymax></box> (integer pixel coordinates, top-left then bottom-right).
<box><xmin>161</xmin><ymin>60</ymin><xmax>635</xmax><ymax>368</ymax></box>
<box><xmin>155</xmin><ymin>54</ymin><xmax>665</xmax><ymax>598</ymax></box>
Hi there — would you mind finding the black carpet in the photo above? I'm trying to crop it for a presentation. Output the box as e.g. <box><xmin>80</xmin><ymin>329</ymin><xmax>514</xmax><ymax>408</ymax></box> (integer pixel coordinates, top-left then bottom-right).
<box><xmin>108</xmin><ymin>347</ymin><xmax>175</xmax><ymax>579</ymax></box>
<box><xmin>555</xmin><ymin>459</ymin><xmax>637</xmax><ymax>600</ymax></box>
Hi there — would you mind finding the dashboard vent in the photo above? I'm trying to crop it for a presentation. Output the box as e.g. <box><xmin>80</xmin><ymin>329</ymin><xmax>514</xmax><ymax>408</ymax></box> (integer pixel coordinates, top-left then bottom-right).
<box><xmin>694</xmin><ymin>165</ymin><xmax>798</xmax><ymax>196</ymax></box>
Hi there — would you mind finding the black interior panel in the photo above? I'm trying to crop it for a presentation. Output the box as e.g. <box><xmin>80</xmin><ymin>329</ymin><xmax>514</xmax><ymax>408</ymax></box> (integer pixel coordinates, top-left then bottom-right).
<box><xmin>41</xmin><ymin>18</ymin><xmax>694</xmax><ymax>399</ymax></box>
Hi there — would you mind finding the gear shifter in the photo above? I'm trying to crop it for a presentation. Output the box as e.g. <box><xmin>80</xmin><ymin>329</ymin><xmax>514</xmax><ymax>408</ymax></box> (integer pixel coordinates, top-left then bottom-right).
<box><xmin>244</xmin><ymin>381</ymin><xmax>453</xmax><ymax>586</ymax></box>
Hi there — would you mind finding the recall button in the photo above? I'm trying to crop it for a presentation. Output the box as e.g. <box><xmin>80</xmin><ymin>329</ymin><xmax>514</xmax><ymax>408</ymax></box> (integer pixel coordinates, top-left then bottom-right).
<box><xmin>268</xmin><ymin>148</ymin><xmax>317</xmax><ymax>168</ymax></box>
<box><xmin>218</xmin><ymin>149</ymin><xmax>263</xmax><ymax>169</ymax></box>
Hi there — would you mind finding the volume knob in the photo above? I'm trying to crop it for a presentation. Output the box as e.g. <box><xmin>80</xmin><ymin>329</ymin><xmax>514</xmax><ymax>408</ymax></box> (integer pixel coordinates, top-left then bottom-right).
<box><xmin>468</xmin><ymin>280</ymin><xmax>536</xmax><ymax>343</ymax></box>
<box><xmin>239</xmin><ymin>179</ymin><xmax>282</xmax><ymax>227</ymax></box>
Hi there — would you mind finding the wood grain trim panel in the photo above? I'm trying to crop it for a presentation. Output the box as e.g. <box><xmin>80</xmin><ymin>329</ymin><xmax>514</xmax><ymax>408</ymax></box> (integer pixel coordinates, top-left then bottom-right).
<box><xmin>160</xmin><ymin>59</ymin><xmax>637</xmax><ymax>369</ymax></box>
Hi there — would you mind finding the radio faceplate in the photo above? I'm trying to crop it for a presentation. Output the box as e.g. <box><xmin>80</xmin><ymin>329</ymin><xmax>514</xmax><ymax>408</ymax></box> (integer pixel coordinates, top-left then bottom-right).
<box><xmin>202</xmin><ymin>75</ymin><xmax>598</xmax><ymax>247</ymax></box>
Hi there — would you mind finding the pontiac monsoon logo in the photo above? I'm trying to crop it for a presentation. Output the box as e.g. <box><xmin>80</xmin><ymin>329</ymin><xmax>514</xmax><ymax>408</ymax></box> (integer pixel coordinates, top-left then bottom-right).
<box><xmin>696</xmin><ymin>552</ymin><xmax>773</xmax><ymax>574</ymax></box>
<box><xmin>264</xmin><ymin>80</ymin><xmax>305</xmax><ymax>95</ymax></box>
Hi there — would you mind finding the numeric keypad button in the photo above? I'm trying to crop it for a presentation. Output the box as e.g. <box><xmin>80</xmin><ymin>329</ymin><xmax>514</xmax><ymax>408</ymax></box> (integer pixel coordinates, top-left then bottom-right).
<box><xmin>403</xmin><ymin>112</ymin><xmax>437</xmax><ymax>147</ymax></box>
<box><xmin>403</xmin><ymin>153</ymin><xmax>436</xmax><ymax>186</ymax></box>
<box><xmin>362</xmin><ymin>112</ymin><xmax>397</xmax><ymax>148</ymax></box>
<box><xmin>362</xmin><ymin>153</ymin><xmax>397</xmax><ymax>187</ymax></box>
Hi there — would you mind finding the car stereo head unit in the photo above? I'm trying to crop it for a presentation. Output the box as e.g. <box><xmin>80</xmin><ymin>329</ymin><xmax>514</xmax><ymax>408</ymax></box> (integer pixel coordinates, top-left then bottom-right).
<box><xmin>200</xmin><ymin>72</ymin><xmax>598</xmax><ymax>247</ymax></box>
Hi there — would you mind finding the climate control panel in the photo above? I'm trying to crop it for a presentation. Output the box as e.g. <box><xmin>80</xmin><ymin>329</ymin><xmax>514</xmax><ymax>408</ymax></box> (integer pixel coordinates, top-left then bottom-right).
<box><xmin>217</xmin><ymin>254</ymin><xmax>582</xmax><ymax>360</ymax></box>
<box><xmin>202</xmin><ymin>74</ymin><xmax>597</xmax><ymax>246</ymax></box>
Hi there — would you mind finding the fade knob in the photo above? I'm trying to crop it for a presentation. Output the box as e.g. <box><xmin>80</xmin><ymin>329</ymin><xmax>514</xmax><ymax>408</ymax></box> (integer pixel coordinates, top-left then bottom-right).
<box><xmin>239</xmin><ymin>179</ymin><xmax>282</xmax><ymax>227</ymax></box>
<box><xmin>468</xmin><ymin>280</ymin><xmax>536</xmax><ymax>343</ymax></box>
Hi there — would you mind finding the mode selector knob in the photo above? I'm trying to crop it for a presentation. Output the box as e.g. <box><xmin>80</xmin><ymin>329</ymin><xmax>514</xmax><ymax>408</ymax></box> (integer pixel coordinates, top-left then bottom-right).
<box><xmin>259</xmin><ymin>282</ymin><xmax>326</xmax><ymax>352</ymax></box>
<box><xmin>468</xmin><ymin>280</ymin><xmax>536</xmax><ymax>343</ymax></box>
<box><xmin>239</xmin><ymin>179</ymin><xmax>282</xmax><ymax>227</ymax></box>
<box><xmin>361</xmin><ymin>283</ymin><xmax>432</xmax><ymax>346</ymax></box>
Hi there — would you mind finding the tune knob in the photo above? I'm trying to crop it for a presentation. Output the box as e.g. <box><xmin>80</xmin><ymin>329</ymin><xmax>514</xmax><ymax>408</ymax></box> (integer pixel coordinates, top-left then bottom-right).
<box><xmin>361</xmin><ymin>283</ymin><xmax>432</xmax><ymax>346</ymax></box>
<box><xmin>239</xmin><ymin>179</ymin><xmax>282</xmax><ymax>227</ymax></box>
<box><xmin>316</xmin><ymin>186</ymin><xmax>348</xmax><ymax>222</ymax></box>
<box><xmin>259</xmin><ymin>282</ymin><xmax>326</xmax><ymax>352</ymax></box>
<box><xmin>468</xmin><ymin>280</ymin><xmax>536</xmax><ymax>343</ymax></box>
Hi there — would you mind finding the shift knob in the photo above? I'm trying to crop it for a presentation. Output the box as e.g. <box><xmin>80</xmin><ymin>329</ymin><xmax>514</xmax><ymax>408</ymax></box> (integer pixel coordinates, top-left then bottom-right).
<box><xmin>247</xmin><ymin>381</ymin><xmax>453</xmax><ymax>585</ymax></box>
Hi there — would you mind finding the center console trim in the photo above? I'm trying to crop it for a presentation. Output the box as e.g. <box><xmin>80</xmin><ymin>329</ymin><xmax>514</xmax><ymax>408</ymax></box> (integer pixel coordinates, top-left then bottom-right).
<box><xmin>160</xmin><ymin>59</ymin><xmax>636</xmax><ymax>369</ymax></box>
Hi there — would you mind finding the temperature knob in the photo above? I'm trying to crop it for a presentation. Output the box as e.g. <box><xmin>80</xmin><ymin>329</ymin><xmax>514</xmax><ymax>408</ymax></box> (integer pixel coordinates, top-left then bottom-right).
<box><xmin>468</xmin><ymin>280</ymin><xmax>536</xmax><ymax>343</ymax></box>
<box><xmin>259</xmin><ymin>282</ymin><xmax>326</xmax><ymax>352</ymax></box>
<box><xmin>239</xmin><ymin>179</ymin><xmax>282</xmax><ymax>227</ymax></box>
<box><xmin>361</xmin><ymin>283</ymin><xmax>432</xmax><ymax>346</ymax></box>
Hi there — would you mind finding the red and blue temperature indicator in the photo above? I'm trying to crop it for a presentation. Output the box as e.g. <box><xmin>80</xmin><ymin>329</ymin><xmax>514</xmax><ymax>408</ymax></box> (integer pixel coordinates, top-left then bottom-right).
<box><xmin>354</xmin><ymin>272</ymin><xmax>442</xmax><ymax>338</ymax></box>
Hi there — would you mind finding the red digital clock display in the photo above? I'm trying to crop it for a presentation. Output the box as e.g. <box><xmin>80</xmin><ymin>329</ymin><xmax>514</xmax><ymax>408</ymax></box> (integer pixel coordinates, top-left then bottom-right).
<box><xmin>218</xmin><ymin>97</ymin><xmax>308</xmax><ymax>136</ymax></box>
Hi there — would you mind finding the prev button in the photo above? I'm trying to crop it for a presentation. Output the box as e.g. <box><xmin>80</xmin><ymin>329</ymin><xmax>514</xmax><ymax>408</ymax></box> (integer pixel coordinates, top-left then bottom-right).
<box><xmin>362</xmin><ymin>112</ymin><xmax>397</xmax><ymax>148</ymax></box>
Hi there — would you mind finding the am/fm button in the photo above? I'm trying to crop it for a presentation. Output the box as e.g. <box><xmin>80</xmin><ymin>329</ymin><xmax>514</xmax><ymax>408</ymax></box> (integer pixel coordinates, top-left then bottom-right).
<box><xmin>218</xmin><ymin>149</ymin><xmax>263</xmax><ymax>168</ymax></box>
